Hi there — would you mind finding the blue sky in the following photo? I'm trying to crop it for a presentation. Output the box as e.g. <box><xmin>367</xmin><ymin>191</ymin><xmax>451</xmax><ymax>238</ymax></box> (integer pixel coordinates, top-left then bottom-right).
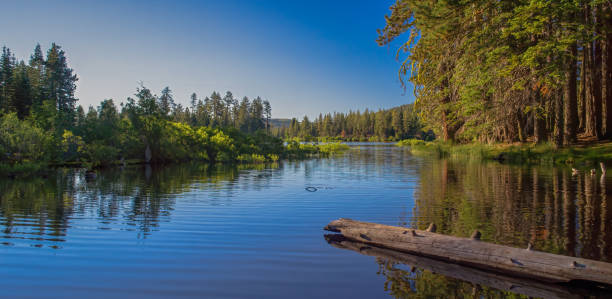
<box><xmin>1</xmin><ymin>0</ymin><xmax>414</xmax><ymax>119</ymax></box>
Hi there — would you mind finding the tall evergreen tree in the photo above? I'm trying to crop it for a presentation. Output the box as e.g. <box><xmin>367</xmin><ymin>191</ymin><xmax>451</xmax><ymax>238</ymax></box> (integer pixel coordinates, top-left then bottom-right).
<box><xmin>237</xmin><ymin>96</ymin><xmax>250</xmax><ymax>132</ymax></box>
<box><xmin>28</xmin><ymin>43</ymin><xmax>45</xmax><ymax>107</ymax></box>
<box><xmin>250</xmin><ymin>96</ymin><xmax>264</xmax><ymax>132</ymax></box>
<box><xmin>263</xmin><ymin>100</ymin><xmax>271</xmax><ymax>132</ymax></box>
<box><xmin>45</xmin><ymin>43</ymin><xmax>78</xmax><ymax>129</ymax></box>
<box><xmin>222</xmin><ymin>91</ymin><xmax>234</xmax><ymax>127</ymax></box>
<box><xmin>190</xmin><ymin>92</ymin><xmax>198</xmax><ymax>112</ymax></box>
<box><xmin>377</xmin><ymin>0</ymin><xmax>611</xmax><ymax>144</ymax></box>
<box><xmin>0</xmin><ymin>46</ymin><xmax>15</xmax><ymax>112</ymax></box>
<box><xmin>159</xmin><ymin>86</ymin><xmax>174</xmax><ymax>117</ymax></box>
<box><xmin>10</xmin><ymin>62</ymin><xmax>32</xmax><ymax>119</ymax></box>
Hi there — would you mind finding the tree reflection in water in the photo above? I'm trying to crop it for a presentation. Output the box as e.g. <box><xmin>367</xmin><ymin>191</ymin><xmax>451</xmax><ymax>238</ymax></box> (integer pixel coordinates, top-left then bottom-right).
<box><xmin>412</xmin><ymin>159</ymin><xmax>611</xmax><ymax>261</ymax></box>
<box><xmin>0</xmin><ymin>162</ymin><xmax>280</xmax><ymax>247</ymax></box>
<box><xmin>374</xmin><ymin>159</ymin><xmax>612</xmax><ymax>298</ymax></box>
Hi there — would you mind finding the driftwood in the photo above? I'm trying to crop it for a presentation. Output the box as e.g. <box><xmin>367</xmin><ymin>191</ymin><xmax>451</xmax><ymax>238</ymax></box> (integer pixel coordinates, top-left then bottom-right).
<box><xmin>324</xmin><ymin>234</ymin><xmax>612</xmax><ymax>299</ymax></box>
<box><xmin>324</xmin><ymin>218</ymin><xmax>612</xmax><ymax>286</ymax></box>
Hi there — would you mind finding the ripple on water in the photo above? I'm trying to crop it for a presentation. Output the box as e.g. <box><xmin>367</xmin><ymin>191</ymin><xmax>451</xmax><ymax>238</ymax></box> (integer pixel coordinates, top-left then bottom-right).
<box><xmin>0</xmin><ymin>144</ymin><xmax>611</xmax><ymax>298</ymax></box>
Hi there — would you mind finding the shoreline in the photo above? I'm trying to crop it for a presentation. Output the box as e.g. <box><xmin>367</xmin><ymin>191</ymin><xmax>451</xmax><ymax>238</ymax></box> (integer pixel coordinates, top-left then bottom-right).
<box><xmin>0</xmin><ymin>142</ymin><xmax>350</xmax><ymax>179</ymax></box>
<box><xmin>397</xmin><ymin>139</ymin><xmax>612</xmax><ymax>169</ymax></box>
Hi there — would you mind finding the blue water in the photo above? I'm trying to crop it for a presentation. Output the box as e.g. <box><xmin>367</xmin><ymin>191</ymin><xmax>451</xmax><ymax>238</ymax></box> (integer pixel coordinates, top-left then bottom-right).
<box><xmin>1</xmin><ymin>144</ymin><xmax>610</xmax><ymax>298</ymax></box>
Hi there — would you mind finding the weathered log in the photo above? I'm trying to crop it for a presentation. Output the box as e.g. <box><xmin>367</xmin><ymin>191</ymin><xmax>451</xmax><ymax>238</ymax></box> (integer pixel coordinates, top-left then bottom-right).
<box><xmin>324</xmin><ymin>234</ymin><xmax>608</xmax><ymax>299</ymax></box>
<box><xmin>324</xmin><ymin>218</ymin><xmax>612</xmax><ymax>285</ymax></box>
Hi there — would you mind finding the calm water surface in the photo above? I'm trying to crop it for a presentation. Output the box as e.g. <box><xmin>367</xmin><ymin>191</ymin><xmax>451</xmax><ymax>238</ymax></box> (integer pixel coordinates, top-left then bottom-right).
<box><xmin>1</xmin><ymin>144</ymin><xmax>611</xmax><ymax>298</ymax></box>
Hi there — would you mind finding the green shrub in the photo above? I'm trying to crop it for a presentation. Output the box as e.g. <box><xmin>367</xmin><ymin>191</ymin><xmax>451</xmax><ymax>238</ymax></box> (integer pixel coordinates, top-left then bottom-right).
<box><xmin>318</xmin><ymin>142</ymin><xmax>350</xmax><ymax>154</ymax></box>
<box><xmin>86</xmin><ymin>142</ymin><xmax>120</xmax><ymax>167</ymax></box>
<box><xmin>0</xmin><ymin>113</ymin><xmax>50</xmax><ymax>163</ymax></box>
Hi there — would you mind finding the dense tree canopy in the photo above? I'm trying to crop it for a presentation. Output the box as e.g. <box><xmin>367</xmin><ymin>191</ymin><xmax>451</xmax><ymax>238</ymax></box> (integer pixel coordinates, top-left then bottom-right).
<box><xmin>0</xmin><ymin>43</ymin><xmax>286</xmax><ymax>171</ymax></box>
<box><xmin>274</xmin><ymin>104</ymin><xmax>432</xmax><ymax>141</ymax></box>
<box><xmin>378</xmin><ymin>0</ymin><xmax>612</xmax><ymax>145</ymax></box>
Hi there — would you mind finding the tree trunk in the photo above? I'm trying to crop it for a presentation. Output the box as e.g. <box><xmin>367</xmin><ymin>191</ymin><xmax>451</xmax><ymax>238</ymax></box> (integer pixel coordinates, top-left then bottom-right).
<box><xmin>579</xmin><ymin>46</ymin><xmax>587</xmax><ymax>132</ymax></box>
<box><xmin>534</xmin><ymin>102</ymin><xmax>545</xmax><ymax>143</ymax></box>
<box><xmin>586</xmin><ymin>5</ymin><xmax>603</xmax><ymax>138</ymax></box>
<box><xmin>441</xmin><ymin>104</ymin><xmax>452</xmax><ymax>142</ymax></box>
<box><xmin>594</xmin><ymin>6</ymin><xmax>604</xmax><ymax>138</ymax></box>
<box><xmin>517</xmin><ymin>118</ymin><xmax>525</xmax><ymax>142</ymax></box>
<box><xmin>585</xmin><ymin>38</ymin><xmax>597</xmax><ymax>137</ymax></box>
<box><xmin>564</xmin><ymin>42</ymin><xmax>578</xmax><ymax>145</ymax></box>
<box><xmin>553</xmin><ymin>90</ymin><xmax>564</xmax><ymax>147</ymax></box>
<box><xmin>605</xmin><ymin>4</ymin><xmax>612</xmax><ymax>138</ymax></box>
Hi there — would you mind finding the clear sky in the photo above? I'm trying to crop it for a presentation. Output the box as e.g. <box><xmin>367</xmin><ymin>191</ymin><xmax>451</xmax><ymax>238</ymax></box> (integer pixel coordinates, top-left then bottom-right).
<box><xmin>0</xmin><ymin>0</ymin><xmax>414</xmax><ymax>119</ymax></box>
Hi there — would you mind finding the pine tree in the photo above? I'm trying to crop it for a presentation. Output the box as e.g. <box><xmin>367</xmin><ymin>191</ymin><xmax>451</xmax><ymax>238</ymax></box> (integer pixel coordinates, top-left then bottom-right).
<box><xmin>222</xmin><ymin>91</ymin><xmax>234</xmax><ymax>127</ymax></box>
<box><xmin>250</xmin><ymin>96</ymin><xmax>264</xmax><ymax>132</ymax></box>
<box><xmin>237</xmin><ymin>97</ymin><xmax>250</xmax><ymax>132</ymax></box>
<box><xmin>135</xmin><ymin>84</ymin><xmax>158</xmax><ymax>116</ymax></box>
<box><xmin>159</xmin><ymin>86</ymin><xmax>174</xmax><ymax>117</ymax></box>
<box><xmin>0</xmin><ymin>46</ymin><xmax>15</xmax><ymax>113</ymax></box>
<box><xmin>377</xmin><ymin>0</ymin><xmax>611</xmax><ymax>144</ymax></box>
<box><xmin>28</xmin><ymin>43</ymin><xmax>45</xmax><ymax>107</ymax></box>
<box><xmin>11</xmin><ymin>62</ymin><xmax>32</xmax><ymax>119</ymax></box>
<box><xmin>263</xmin><ymin>100</ymin><xmax>271</xmax><ymax>133</ymax></box>
<box><xmin>190</xmin><ymin>92</ymin><xmax>198</xmax><ymax>112</ymax></box>
<box><xmin>210</xmin><ymin>92</ymin><xmax>223</xmax><ymax>127</ymax></box>
<box><xmin>45</xmin><ymin>43</ymin><xmax>78</xmax><ymax>129</ymax></box>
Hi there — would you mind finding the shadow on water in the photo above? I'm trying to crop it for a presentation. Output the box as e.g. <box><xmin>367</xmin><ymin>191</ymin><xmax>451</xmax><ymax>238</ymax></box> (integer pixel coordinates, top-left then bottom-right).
<box><xmin>0</xmin><ymin>162</ymin><xmax>280</xmax><ymax>247</ymax></box>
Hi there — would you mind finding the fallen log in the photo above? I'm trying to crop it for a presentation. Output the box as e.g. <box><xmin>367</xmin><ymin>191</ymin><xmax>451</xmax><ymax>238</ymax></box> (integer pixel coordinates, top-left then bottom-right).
<box><xmin>324</xmin><ymin>234</ymin><xmax>604</xmax><ymax>299</ymax></box>
<box><xmin>324</xmin><ymin>218</ymin><xmax>612</xmax><ymax>286</ymax></box>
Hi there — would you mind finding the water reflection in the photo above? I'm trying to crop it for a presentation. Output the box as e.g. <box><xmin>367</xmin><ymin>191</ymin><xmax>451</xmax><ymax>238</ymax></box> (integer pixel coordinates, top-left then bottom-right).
<box><xmin>0</xmin><ymin>163</ymin><xmax>280</xmax><ymax>247</ymax></box>
<box><xmin>412</xmin><ymin>159</ymin><xmax>612</xmax><ymax>262</ymax></box>
<box><xmin>326</xmin><ymin>234</ymin><xmax>606</xmax><ymax>298</ymax></box>
<box><xmin>358</xmin><ymin>158</ymin><xmax>612</xmax><ymax>298</ymax></box>
<box><xmin>2</xmin><ymin>145</ymin><xmax>611</xmax><ymax>298</ymax></box>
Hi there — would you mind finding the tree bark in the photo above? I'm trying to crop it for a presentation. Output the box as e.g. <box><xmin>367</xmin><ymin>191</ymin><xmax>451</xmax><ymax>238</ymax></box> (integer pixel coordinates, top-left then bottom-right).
<box><xmin>441</xmin><ymin>110</ymin><xmax>451</xmax><ymax>142</ymax></box>
<box><xmin>586</xmin><ymin>5</ymin><xmax>603</xmax><ymax>138</ymax></box>
<box><xmin>534</xmin><ymin>104</ymin><xmax>545</xmax><ymax>143</ymax></box>
<box><xmin>579</xmin><ymin>46</ymin><xmax>587</xmax><ymax>132</ymax></box>
<box><xmin>517</xmin><ymin>118</ymin><xmax>525</xmax><ymax>142</ymax></box>
<box><xmin>554</xmin><ymin>90</ymin><xmax>564</xmax><ymax>147</ymax></box>
<box><xmin>605</xmin><ymin>3</ymin><xmax>612</xmax><ymax>138</ymax></box>
<box><xmin>594</xmin><ymin>6</ymin><xmax>604</xmax><ymax>138</ymax></box>
<box><xmin>564</xmin><ymin>42</ymin><xmax>578</xmax><ymax>145</ymax></box>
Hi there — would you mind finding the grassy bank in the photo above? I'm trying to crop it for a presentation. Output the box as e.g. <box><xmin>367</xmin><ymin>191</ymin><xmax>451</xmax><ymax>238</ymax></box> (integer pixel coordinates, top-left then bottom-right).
<box><xmin>397</xmin><ymin>139</ymin><xmax>612</xmax><ymax>167</ymax></box>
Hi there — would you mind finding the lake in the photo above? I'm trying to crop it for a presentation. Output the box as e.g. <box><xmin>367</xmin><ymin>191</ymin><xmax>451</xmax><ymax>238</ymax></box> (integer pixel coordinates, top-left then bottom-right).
<box><xmin>1</xmin><ymin>143</ymin><xmax>611</xmax><ymax>298</ymax></box>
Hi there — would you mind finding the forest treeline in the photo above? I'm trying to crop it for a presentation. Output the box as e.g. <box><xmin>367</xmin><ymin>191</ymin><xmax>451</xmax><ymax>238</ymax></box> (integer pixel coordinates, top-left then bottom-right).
<box><xmin>273</xmin><ymin>104</ymin><xmax>433</xmax><ymax>141</ymax></box>
<box><xmin>0</xmin><ymin>43</ymin><xmax>327</xmax><ymax>174</ymax></box>
<box><xmin>378</xmin><ymin>1</ymin><xmax>612</xmax><ymax>145</ymax></box>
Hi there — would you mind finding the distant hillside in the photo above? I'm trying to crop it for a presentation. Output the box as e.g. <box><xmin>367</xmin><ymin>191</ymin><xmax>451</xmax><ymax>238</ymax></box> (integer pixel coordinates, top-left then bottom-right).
<box><xmin>270</xmin><ymin>118</ymin><xmax>292</xmax><ymax>128</ymax></box>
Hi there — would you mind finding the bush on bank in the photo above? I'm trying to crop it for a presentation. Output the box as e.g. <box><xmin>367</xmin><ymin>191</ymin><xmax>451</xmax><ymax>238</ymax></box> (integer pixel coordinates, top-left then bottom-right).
<box><xmin>0</xmin><ymin>112</ymin><xmax>352</xmax><ymax>178</ymax></box>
